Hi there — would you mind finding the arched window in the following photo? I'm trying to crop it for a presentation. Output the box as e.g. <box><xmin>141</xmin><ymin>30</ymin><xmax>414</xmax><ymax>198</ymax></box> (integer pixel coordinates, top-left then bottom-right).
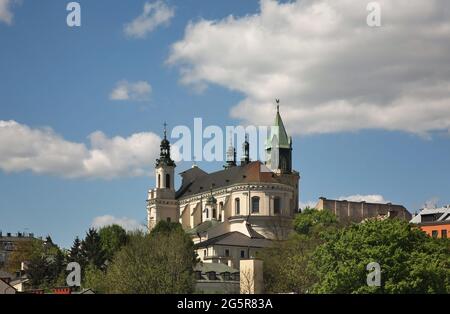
<box><xmin>212</xmin><ymin>207</ymin><xmax>217</xmax><ymax>219</ymax></box>
<box><xmin>251</xmin><ymin>196</ymin><xmax>260</xmax><ymax>213</ymax></box>
<box><xmin>274</xmin><ymin>197</ymin><xmax>281</xmax><ymax>215</ymax></box>
<box><xmin>235</xmin><ymin>198</ymin><xmax>240</xmax><ymax>215</ymax></box>
<box><xmin>205</xmin><ymin>208</ymin><xmax>209</xmax><ymax>219</ymax></box>
<box><xmin>158</xmin><ymin>174</ymin><xmax>161</xmax><ymax>188</ymax></box>
<box><xmin>165</xmin><ymin>173</ymin><xmax>170</xmax><ymax>189</ymax></box>
<box><xmin>219</xmin><ymin>202</ymin><xmax>224</xmax><ymax>221</ymax></box>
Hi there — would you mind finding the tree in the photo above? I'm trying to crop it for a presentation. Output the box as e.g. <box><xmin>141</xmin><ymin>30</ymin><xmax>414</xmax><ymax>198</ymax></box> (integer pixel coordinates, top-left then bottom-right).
<box><xmin>83</xmin><ymin>263</ymin><xmax>108</xmax><ymax>292</ymax></box>
<box><xmin>81</xmin><ymin>228</ymin><xmax>106</xmax><ymax>269</ymax></box>
<box><xmin>150</xmin><ymin>220</ymin><xmax>183</xmax><ymax>237</ymax></box>
<box><xmin>5</xmin><ymin>239</ymin><xmax>36</xmax><ymax>274</ymax></box>
<box><xmin>98</xmin><ymin>225</ymin><xmax>128</xmax><ymax>262</ymax></box>
<box><xmin>5</xmin><ymin>238</ymin><xmax>67</xmax><ymax>289</ymax></box>
<box><xmin>260</xmin><ymin>208</ymin><xmax>339</xmax><ymax>293</ymax></box>
<box><xmin>260</xmin><ymin>234</ymin><xmax>319</xmax><ymax>293</ymax></box>
<box><xmin>97</xmin><ymin>222</ymin><xmax>197</xmax><ymax>294</ymax></box>
<box><xmin>69</xmin><ymin>236</ymin><xmax>84</xmax><ymax>265</ymax></box>
<box><xmin>311</xmin><ymin>219</ymin><xmax>450</xmax><ymax>293</ymax></box>
<box><xmin>293</xmin><ymin>207</ymin><xmax>339</xmax><ymax>235</ymax></box>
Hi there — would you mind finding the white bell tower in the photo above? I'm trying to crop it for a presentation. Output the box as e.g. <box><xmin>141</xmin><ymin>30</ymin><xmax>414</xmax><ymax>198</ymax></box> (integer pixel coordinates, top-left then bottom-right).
<box><xmin>147</xmin><ymin>123</ymin><xmax>178</xmax><ymax>231</ymax></box>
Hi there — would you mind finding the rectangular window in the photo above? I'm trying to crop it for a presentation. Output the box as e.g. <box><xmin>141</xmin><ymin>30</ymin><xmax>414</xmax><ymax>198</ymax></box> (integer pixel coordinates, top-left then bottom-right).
<box><xmin>195</xmin><ymin>271</ymin><xmax>202</xmax><ymax>280</ymax></box>
<box><xmin>225</xmin><ymin>249</ymin><xmax>230</xmax><ymax>257</ymax></box>
<box><xmin>251</xmin><ymin>196</ymin><xmax>260</xmax><ymax>213</ymax></box>
<box><xmin>240</xmin><ymin>250</ymin><xmax>245</xmax><ymax>258</ymax></box>
<box><xmin>441</xmin><ymin>230</ymin><xmax>447</xmax><ymax>238</ymax></box>
<box><xmin>431</xmin><ymin>230</ymin><xmax>438</xmax><ymax>238</ymax></box>
<box><xmin>204</xmin><ymin>249</ymin><xmax>207</xmax><ymax>257</ymax></box>
<box><xmin>208</xmin><ymin>272</ymin><xmax>217</xmax><ymax>280</ymax></box>
<box><xmin>274</xmin><ymin>197</ymin><xmax>281</xmax><ymax>214</ymax></box>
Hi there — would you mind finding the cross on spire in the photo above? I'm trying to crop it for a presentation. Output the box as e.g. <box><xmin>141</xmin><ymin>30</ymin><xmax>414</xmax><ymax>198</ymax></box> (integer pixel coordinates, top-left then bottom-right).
<box><xmin>163</xmin><ymin>122</ymin><xmax>167</xmax><ymax>139</ymax></box>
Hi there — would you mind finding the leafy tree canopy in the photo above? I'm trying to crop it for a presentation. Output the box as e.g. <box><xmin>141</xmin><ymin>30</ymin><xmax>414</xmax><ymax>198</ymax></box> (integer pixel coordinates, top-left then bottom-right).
<box><xmin>293</xmin><ymin>207</ymin><xmax>339</xmax><ymax>236</ymax></box>
<box><xmin>86</xmin><ymin>222</ymin><xmax>197</xmax><ymax>294</ymax></box>
<box><xmin>98</xmin><ymin>225</ymin><xmax>128</xmax><ymax>262</ymax></box>
<box><xmin>311</xmin><ymin>219</ymin><xmax>450</xmax><ymax>293</ymax></box>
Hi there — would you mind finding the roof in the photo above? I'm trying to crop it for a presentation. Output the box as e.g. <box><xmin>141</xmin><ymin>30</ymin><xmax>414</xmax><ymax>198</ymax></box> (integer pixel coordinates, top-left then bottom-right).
<box><xmin>272</xmin><ymin>107</ymin><xmax>291</xmax><ymax>148</ymax></box>
<box><xmin>194</xmin><ymin>231</ymin><xmax>272</xmax><ymax>249</ymax></box>
<box><xmin>410</xmin><ymin>205</ymin><xmax>450</xmax><ymax>223</ymax></box>
<box><xmin>0</xmin><ymin>278</ymin><xmax>16</xmax><ymax>293</ymax></box>
<box><xmin>176</xmin><ymin>161</ymin><xmax>281</xmax><ymax>199</ymax></box>
<box><xmin>194</xmin><ymin>263</ymin><xmax>238</xmax><ymax>274</ymax></box>
<box><xmin>246</xmin><ymin>224</ymin><xmax>266</xmax><ymax>239</ymax></box>
<box><xmin>186</xmin><ymin>220</ymin><xmax>221</xmax><ymax>235</ymax></box>
<box><xmin>10</xmin><ymin>278</ymin><xmax>29</xmax><ymax>286</ymax></box>
<box><xmin>0</xmin><ymin>270</ymin><xmax>14</xmax><ymax>280</ymax></box>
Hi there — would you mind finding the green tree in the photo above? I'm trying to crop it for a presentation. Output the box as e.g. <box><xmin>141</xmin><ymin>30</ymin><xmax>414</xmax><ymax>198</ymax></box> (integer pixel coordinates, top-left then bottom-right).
<box><xmin>150</xmin><ymin>220</ymin><xmax>183</xmax><ymax>237</ymax></box>
<box><xmin>293</xmin><ymin>207</ymin><xmax>338</xmax><ymax>235</ymax></box>
<box><xmin>260</xmin><ymin>208</ymin><xmax>338</xmax><ymax>293</ymax></box>
<box><xmin>99</xmin><ymin>222</ymin><xmax>197</xmax><ymax>294</ymax></box>
<box><xmin>9</xmin><ymin>238</ymin><xmax>68</xmax><ymax>289</ymax></box>
<box><xmin>259</xmin><ymin>233</ymin><xmax>318</xmax><ymax>293</ymax></box>
<box><xmin>68</xmin><ymin>236</ymin><xmax>84</xmax><ymax>265</ymax></box>
<box><xmin>311</xmin><ymin>219</ymin><xmax>450</xmax><ymax>293</ymax></box>
<box><xmin>83</xmin><ymin>263</ymin><xmax>108</xmax><ymax>292</ymax></box>
<box><xmin>5</xmin><ymin>239</ymin><xmax>37</xmax><ymax>274</ymax></box>
<box><xmin>81</xmin><ymin>228</ymin><xmax>106</xmax><ymax>269</ymax></box>
<box><xmin>98</xmin><ymin>225</ymin><xmax>128</xmax><ymax>262</ymax></box>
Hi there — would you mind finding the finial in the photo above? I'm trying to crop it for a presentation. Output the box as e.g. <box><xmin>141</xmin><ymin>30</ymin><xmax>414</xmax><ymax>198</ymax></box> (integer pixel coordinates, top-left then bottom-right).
<box><xmin>163</xmin><ymin>122</ymin><xmax>167</xmax><ymax>139</ymax></box>
<box><xmin>276</xmin><ymin>99</ymin><xmax>280</xmax><ymax>112</ymax></box>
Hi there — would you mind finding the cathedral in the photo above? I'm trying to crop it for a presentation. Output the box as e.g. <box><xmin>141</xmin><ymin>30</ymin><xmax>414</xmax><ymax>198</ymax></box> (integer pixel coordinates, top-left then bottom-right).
<box><xmin>147</xmin><ymin>105</ymin><xmax>300</xmax><ymax>269</ymax></box>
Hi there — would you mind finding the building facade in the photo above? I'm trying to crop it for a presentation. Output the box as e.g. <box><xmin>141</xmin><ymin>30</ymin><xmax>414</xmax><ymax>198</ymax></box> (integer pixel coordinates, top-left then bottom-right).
<box><xmin>410</xmin><ymin>205</ymin><xmax>450</xmax><ymax>238</ymax></box>
<box><xmin>147</xmin><ymin>106</ymin><xmax>300</xmax><ymax>269</ymax></box>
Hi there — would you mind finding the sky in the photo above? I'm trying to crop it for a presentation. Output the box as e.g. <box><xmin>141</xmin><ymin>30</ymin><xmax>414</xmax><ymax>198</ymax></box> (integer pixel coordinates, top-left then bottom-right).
<box><xmin>1</xmin><ymin>0</ymin><xmax>450</xmax><ymax>248</ymax></box>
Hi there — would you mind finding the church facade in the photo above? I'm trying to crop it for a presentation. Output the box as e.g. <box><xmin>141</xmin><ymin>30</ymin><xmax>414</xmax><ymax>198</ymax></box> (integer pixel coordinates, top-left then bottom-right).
<box><xmin>147</xmin><ymin>106</ymin><xmax>300</xmax><ymax>269</ymax></box>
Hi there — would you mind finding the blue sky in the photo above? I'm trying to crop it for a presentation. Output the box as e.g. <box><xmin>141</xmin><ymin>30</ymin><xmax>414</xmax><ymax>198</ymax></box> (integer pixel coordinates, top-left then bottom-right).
<box><xmin>1</xmin><ymin>0</ymin><xmax>450</xmax><ymax>248</ymax></box>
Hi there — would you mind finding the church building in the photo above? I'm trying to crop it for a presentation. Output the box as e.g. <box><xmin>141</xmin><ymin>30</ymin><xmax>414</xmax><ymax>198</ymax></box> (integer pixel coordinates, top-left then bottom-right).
<box><xmin>147</xmin><ymin>105</ymin><xmax>300</xmax><ymax>269</ymax></box>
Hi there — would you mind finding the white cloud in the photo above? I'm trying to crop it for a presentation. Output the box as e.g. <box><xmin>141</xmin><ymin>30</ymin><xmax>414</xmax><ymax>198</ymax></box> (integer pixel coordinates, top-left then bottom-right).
<box><xmin>299</xmin><ymin>200</ymin><xmax>317</xmax><ymax>209</ymax></box>
<box><xmin>0</xmin><ymin>120</ymin><xmax>161</xmax><ymax>179</ymax></box>
<box><xmin>110</xmin><ymin>80</ymin><xmax>152</xmax><ymax>101</ymax></box>
<box><xmin>0</xmin><ymin>0</ymin><xmax>16</xmax><ymax>25</ymax></box>
<box><xmin>92</xmin><ymin>215</ymin><xmax>146</xmax><ymax>232</ymax></box>
<box><xmin>338</xmin><ymin>194</ymin><xmax>389</xmax><ymax>204</ymax></box>
<box><xmin>124</xmin><ymin>1</ymin><xmax>175</xmax><ymax>38</ymax></box>
<box><xmin>423</xmin><ymin>196</ymin><xmax>439</xmax><ymax>208</ymax></box>
<box><xmin>168</xmin><ymin>0</ymin><xmax>450</xmax><ymax>136</ymax></box>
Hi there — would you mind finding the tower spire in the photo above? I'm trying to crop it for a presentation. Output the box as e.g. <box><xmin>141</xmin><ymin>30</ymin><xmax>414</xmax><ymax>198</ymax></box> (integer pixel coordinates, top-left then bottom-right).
<box><xmin>225</xmin><ymin>130</ymin><xmax>236</xmax><ymax>168</ymax></box>
<box><xmin>265</xmin><ymin>100</ymin><xmax>292</xmax><ymax>173</ymax></box>
<box><xmin>156</xmin><ymin>122</ymin><xmax>175</xmax><ymax>167</ymax></box>
<box><xmin>241</xmin><ymin>133</ymin><xmax>250</xmax><ymax>165</ymax></box>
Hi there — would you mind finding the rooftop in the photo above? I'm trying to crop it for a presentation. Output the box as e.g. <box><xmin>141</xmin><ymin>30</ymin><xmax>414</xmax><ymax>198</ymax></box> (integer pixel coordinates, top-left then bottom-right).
<box><xmin>176</xmin><ymin>161</ymin><xmax>281</xmax><ymax>199</ymax></box>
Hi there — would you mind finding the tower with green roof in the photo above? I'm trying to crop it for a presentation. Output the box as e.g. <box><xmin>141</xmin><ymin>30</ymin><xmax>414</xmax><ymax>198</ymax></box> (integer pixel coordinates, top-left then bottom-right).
<box><xmin>265</xmin><ymin>100</ymin><xmax>293</xmax><ymax>174</ymax></box>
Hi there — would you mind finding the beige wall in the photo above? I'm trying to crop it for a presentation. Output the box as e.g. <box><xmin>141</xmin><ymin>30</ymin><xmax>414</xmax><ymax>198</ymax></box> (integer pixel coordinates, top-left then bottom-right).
<box><xmin>240</xmin><ymin>259</ymin><xmax>264</xmax><ymax>294</ymax></box>
<box><xmin>316</xmin><ymin>198</ymin><xmax>412</xmax><ymax>223</ymax></box>
<box><xmin>178</xmin><ymin>183</ymin><xmax>296</xmax><ymax>230</ymax></box>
